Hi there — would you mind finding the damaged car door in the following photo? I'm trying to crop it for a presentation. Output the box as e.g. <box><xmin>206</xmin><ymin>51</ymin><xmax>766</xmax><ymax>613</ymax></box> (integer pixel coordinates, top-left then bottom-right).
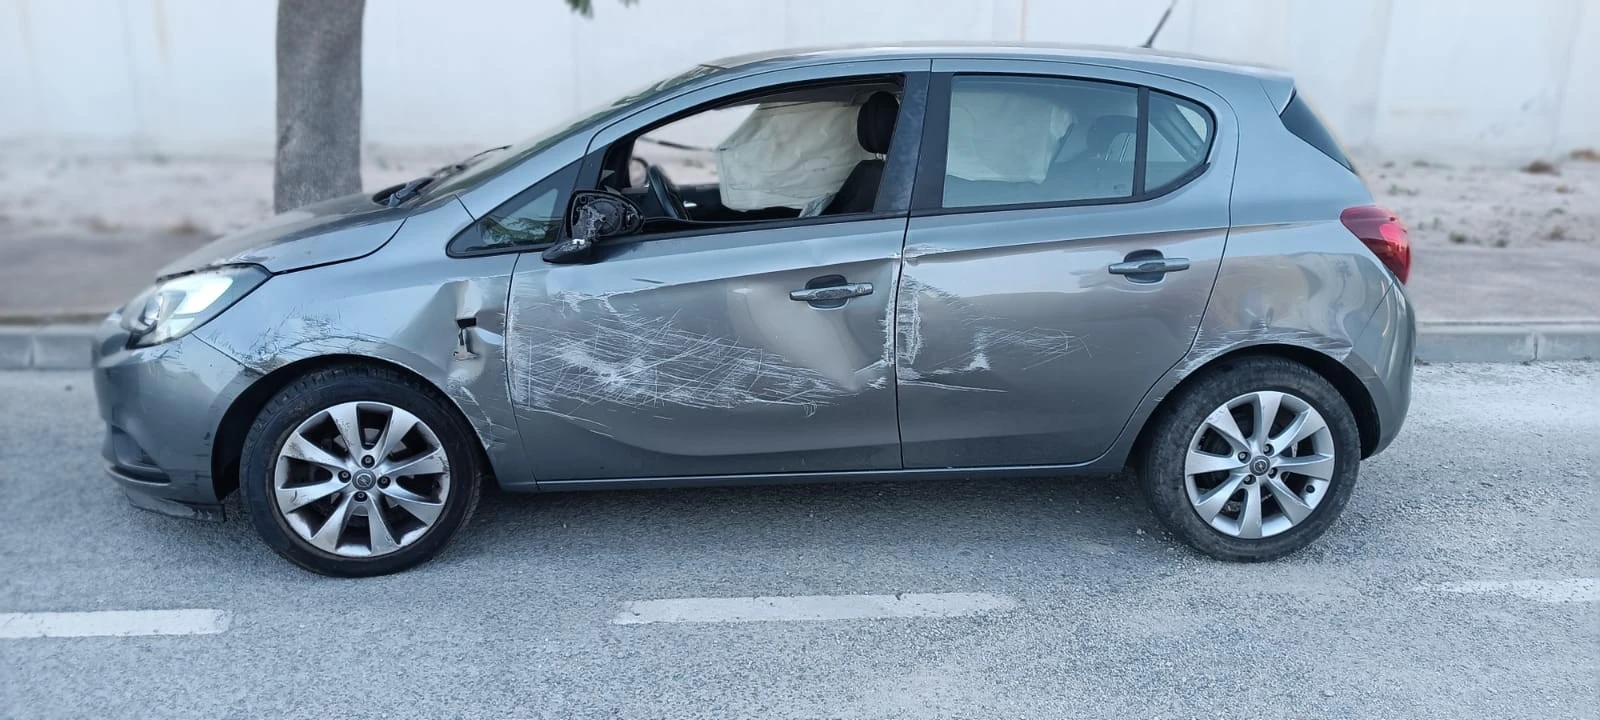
<box><xmin>896</xmin><ymin>61</ymin><xmax>1234</xmax><ymax>468</ymax></box>
<box><xmin>504</xmin><ymin>62</ymin><xmax>930</xmax><ymax>482</ymax></box>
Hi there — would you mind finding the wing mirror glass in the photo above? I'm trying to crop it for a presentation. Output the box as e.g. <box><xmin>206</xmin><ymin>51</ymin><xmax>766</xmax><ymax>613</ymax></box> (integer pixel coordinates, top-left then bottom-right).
<box><xmin>542</xmin><ymin>191</ymin><xmax>643</xmax><ymax>264</ymax></box>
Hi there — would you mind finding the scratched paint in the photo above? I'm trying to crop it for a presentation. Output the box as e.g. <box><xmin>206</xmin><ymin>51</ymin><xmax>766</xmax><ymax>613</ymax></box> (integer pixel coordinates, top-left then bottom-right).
<box><xmin>199</xmin><ymin>273</ymin><xmax>525</xmax><ymax>465</ymax></box>
<box><xmin>508</xmin><ymin>280</ymin><xmax>892</xmax><ymax>429</ymax></box>
<box><xmin>1179</xmin><ymin>327</ymin><xmax>1356</xmax><ymax>376</ymax></box>
<box><xmin>895</xmin><ymin>275</ymin><xmax>1084</xmax><ymax>392</ymax></box>
<box><xmin>510</xmin><ymin>297</ymin><xmax>863</xmax><ymax>416</ymax></box>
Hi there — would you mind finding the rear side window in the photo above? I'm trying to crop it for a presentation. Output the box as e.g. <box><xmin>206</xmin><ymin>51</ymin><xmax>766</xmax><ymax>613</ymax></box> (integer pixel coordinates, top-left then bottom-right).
<box><xmin>1280</xmin><ymin>92</ymin><xmax>1355</xmax><ymax>172</ymax></box>
<box><xmin>1145</xmin><ymin>91</ymin><xmax>1213</xmax><ymax>190</ymax></box>
<box><xmin>938</xmin><ymin>75</ymin><xmax>1215</xmax><ymax>210</ymax></box>
<box><xmin>943</xmin><ymin>75</ymin><xmax>1138</xmax><ymax>208</ymax></box>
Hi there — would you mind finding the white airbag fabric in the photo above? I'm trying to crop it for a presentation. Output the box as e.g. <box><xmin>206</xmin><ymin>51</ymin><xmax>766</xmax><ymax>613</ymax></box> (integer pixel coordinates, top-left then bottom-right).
<box><xmin>717</xmin><ymin>101</ymin><xmax>872</xmax><ymax>211</ymax></box>
<box><xmin>945</xmin><ymin>90</ymin><xmax>1073</xmax><ymax>183</ymax></box>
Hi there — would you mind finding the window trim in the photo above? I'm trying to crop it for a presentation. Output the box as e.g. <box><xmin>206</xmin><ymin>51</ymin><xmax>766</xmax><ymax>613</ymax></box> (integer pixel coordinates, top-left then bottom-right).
<box><xmin>573</xmin><ymin>209</ymin><xmax>909</xmax><ymax>253</ymax></box>
<box><xmin>1132</xmin><ymin>86</ymin><xmax>1150</xmax><ymax>196</ymax></box>
<box><xmin>910</xmin><ymin>71</ymin><xmax>1217</xmax><ymax>218</ymax></box>
<box><xmin>1279</xmin><ymin>91</ymin><xmax>1355</xmax><ymax>173</ymax></box>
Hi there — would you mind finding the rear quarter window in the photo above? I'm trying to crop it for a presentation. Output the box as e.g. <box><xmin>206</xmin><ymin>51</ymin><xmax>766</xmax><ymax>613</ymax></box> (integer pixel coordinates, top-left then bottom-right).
<box><xmin>1145</xmin><ymin>91</ymin><xmax>1214</xmax><ymax>190</ymax></box>
<box><xmin>1280</xmin><ymin>93</ymin><xmax>1355</xmax><ymax>173</ymax></box>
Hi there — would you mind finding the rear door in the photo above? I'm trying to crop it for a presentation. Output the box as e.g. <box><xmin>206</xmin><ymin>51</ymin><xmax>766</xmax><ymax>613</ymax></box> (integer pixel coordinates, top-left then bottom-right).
<box><xmin>897</xmin><ymin>59</ymin><xmax>1237</xmax><ymax>468</ymax></box>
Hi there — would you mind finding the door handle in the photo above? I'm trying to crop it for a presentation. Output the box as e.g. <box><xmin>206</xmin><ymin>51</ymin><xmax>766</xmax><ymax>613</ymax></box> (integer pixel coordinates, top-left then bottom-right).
<box><xmin>789</xmin><ymin>282</ymin><xmax>874</xmax><ymax>303</ymax></box>
<box><xmin>1108</xmin><ymin>257</ymin><xmax>1190</xmax><ymax>275</ymax></box>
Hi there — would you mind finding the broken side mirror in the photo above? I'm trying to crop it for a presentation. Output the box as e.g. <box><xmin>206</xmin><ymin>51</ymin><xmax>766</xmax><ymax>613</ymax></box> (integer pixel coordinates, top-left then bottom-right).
<box><xmin>542</xmin><ymin>190</ymin><xmax>643</xmax><ymax>264</ymax></box>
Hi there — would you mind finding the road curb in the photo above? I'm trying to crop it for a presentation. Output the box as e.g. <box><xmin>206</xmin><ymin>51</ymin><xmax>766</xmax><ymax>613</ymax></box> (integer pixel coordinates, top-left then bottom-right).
<box><xmin>0</xmin><ymin>324</ymin><xmax>100</xmax><ymax>370</ymax></box>
<box><xmin>1416</xmin><ymin>322</ymin><xmax>1600</xmax><ymax>363</ymax></box>
<box><xmin>0</xmin><ymin>322</ymin><xmax>1596</xmax><ymax>370</ymax></box>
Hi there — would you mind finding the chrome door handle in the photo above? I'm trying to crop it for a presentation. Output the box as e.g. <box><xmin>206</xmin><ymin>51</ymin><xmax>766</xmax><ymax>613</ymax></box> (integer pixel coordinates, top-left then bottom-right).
<box><xmin>1108</xmin><ymin>257</ymin><xmax>1190</xmax><ymax>275</ymax></box>
<box><xmin>789</xmin><ymin>283</ymin><xmax>874</xmax><ymax>302</ymax></box>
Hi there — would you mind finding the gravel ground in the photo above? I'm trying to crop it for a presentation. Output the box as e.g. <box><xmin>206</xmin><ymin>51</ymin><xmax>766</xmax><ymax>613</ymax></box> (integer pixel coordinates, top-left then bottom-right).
<box><xmin>1371</xmin><ymin>152</ymin><xmax>1600</xmax><ymax>251</ymax></box>
<box><xmin>4</xmin><ymin>142</ymin><xmax>1600</xmax><ymax>321</ymax></box>
<box><xmin>3</xmin><ymin>139</ymin><xmax>1595</xmax><ymax>247</ymax></box>
<box><xmin>0</xmin><ymin>141</ymin><xmax>711</xmax><ymax>239</ymax></box>
<box><xmin>0</xmin><ymin>363</ymin><xmax>1595</xmax><ymax>718</ymax></box>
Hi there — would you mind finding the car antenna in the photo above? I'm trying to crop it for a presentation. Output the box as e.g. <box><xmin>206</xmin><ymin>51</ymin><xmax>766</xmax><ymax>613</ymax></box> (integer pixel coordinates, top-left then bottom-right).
<box><xmin>1142</xmin><ymin>0</ymin><xmax>1178</xmax><ymax>48</ymax></box>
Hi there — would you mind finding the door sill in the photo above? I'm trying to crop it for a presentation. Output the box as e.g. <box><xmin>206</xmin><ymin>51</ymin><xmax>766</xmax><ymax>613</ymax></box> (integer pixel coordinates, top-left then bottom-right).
<box><xmin>516</xmin><ymin>461</ymin><xmax>1116</xmax><ymax>492</ymax></box>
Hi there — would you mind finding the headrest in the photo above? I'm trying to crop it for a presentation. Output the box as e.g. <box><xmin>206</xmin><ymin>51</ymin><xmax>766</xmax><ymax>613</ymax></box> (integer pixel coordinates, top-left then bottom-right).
<box><xmin>857</xmin><ymin>91</ymin><xmax>899</xmax><ymax>155</ymax></box>
<box><xmin>1087</xmin><ymin>114</ymin><xmax>1138</xmax><ymax>152</ymax></box>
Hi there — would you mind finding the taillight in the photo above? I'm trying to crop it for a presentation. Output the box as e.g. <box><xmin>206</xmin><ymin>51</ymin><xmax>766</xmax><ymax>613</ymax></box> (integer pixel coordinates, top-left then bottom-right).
<box><xmin>1340</xmin><ymin>205</ymin><xmax>1411</xmax><ymax>283</ymax></box>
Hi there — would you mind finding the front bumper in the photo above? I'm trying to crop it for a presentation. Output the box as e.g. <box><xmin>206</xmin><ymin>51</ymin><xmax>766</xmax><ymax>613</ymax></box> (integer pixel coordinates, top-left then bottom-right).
<box><xmin>92</xmin><ymin>315</ymin><xmax>257</xmax><ymax>519</ymax></box>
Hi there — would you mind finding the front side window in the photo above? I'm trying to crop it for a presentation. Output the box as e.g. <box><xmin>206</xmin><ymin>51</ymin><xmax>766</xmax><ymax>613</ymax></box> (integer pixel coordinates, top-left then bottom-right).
<box><xmin>939</xmin><ymin>75</ymin><xmax>1215</xmax><ymax>210</ymax></box>
<box><xmin>448</xmin><ymin>161</ymin><xmax>579</xmax><ymax>254</ymax></box>
<box><xmin>596</xmin><ymin>76</ymin><xmax>907</xmax><ymax>237</ymax></box>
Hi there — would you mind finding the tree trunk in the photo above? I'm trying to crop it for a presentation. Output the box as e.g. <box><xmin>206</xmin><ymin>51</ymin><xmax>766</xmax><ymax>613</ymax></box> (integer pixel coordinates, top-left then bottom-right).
<box><xmin>274</xmin><ymin>0</ymin><xmax>365</xmax><ymax>213</ymax></box>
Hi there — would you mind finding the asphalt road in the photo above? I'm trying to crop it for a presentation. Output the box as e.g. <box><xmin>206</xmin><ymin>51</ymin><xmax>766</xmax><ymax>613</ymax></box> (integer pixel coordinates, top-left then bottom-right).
<box><xmin>1</xmin><ymin>363</ymin><xmax>1596</xmax><ymax>719</ymax></box>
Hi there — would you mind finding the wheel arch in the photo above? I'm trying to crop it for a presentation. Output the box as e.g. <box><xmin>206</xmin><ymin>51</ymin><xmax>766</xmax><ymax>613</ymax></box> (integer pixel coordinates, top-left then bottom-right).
<box><xmin>1128</xmin><ymin>344</ymin><xmax>1382</xmax><ymax>467</ymax></box>
<box><xmin>210</xmin><ymin>354</ymin><xmax>491</xmax><ymax>501</ymax></box>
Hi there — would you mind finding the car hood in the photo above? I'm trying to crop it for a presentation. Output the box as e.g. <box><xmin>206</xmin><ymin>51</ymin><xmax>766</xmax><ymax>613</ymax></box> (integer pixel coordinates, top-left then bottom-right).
<box><xmin>158</xmin><ymin>192</ymin><xmax>410</xmax><ymax>278</ymax></box>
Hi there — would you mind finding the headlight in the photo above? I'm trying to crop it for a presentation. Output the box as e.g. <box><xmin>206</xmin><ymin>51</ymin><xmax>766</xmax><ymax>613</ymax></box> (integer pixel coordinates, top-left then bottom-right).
<box><xmin>119</xmin><ymin>265</ymin><xmax>269</xmax><ymax>347</ymax></box>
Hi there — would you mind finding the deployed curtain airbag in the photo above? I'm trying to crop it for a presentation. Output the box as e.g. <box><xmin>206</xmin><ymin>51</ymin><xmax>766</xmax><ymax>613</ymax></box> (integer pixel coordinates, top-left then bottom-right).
<box><xmin>946</xmin><ymin>91</ymin><xmax>1074</xmax><ymax>183</ymax></box>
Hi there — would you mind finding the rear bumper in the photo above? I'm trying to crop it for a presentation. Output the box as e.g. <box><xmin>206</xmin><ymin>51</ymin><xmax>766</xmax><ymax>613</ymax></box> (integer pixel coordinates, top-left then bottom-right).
<box><xmin>1347</xmin><ymin>279</ymin><xmax>1416</xmax><ymax>457</ymax></box>
<box><xmin>91</xmin><ymin>315</ymin><xmax>257</xmax><ymax>515</ymax></box>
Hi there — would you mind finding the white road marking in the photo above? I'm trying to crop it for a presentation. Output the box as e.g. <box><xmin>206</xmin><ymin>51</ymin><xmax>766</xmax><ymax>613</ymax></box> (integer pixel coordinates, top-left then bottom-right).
<box><xmin>1421</xmin><ymin>578</ymin><xmax>1598</xmax><ymax>604</ymax></box>
<box><xmin>0</xmin><ymin>609</ymin><xmax>231</xmax><ymax>639</ymax></box>
<box><xmin>612</xmin><ymin>592</ymin><xmax>1017</xmax><ymax>625</ymax></box>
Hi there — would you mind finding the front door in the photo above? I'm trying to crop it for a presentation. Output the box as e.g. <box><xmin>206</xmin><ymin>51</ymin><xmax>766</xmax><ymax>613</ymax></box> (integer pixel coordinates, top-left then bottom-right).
<box><xmin>507</xmin><ymin>221</ymin><xmax>906</xmax><ymax>479</ymax></box>
<box><xmin>897</xmin><ymin>61</ymin><xmax>1238</xmax><ymax>468</ymax></box>
<box><xmin>504</xmin><ymin>63</ymin><xmax>928</xmax><ymax>481</ymax></box>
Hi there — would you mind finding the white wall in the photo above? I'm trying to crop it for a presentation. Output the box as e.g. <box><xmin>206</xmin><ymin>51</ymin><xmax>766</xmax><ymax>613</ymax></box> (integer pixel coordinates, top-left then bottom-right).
<box><xmin>1</xmin><ymin>0</ymin><xmax>1595</xmax><ymax>161</ymax></box>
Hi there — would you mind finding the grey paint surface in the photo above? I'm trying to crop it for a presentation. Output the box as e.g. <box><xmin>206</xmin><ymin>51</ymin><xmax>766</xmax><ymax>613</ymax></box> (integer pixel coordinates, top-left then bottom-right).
<box><xmin>4</xmin><ymin>364</ymin><xmax>1595</xmax><ymax>718</ymax></box>
<box><xmin>91</xmin><ymin>326</ymin><xmax>255</xmax><ymax>509</ymax></box>
<box><xmin>897</xmin><ymin>59</ymin><xmax>1236</xmax><ymax>468</ymax></box>
<box><xmin>89</xmin><ymin>43</ymin><xmax>1414</xmax><ymax>512</ymax></box>
<box><xmin>157</xmin><ymin>192</ymin><xmax>406</xmax><ymax>277</ymax></box>
<box><xmin>191</xmin><ymin>195</ymin><xmax>537</xmax><ymax>488</ymax></box>
<box><xmin>506</xmin><ymin>219</ymin><xmax>906</xmax><ymax>479</ymax></box>
<box><xmin>500</xmin><ymin>58</ymin><xmax>932</xmax><ymax>480</ymax></box>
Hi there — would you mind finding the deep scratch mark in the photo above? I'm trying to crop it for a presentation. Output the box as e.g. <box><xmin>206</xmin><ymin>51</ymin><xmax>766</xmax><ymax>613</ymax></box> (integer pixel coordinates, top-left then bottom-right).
<box><xmin>510</xmin><ymin>297</ymin><xmax>865</xmax><ymax>416</ymax></box>
<box><xmin>895</xmin><ymin>275</ymin><xmax>1085</xmax><ymax>387</ymax></box>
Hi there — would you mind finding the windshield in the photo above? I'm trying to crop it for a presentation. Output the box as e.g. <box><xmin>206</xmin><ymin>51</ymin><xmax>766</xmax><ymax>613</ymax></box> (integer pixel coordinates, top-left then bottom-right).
<box><xmin>421</xmin><ymin>64</ymin><xmax>725</xmax><ymax>199</ymax></box>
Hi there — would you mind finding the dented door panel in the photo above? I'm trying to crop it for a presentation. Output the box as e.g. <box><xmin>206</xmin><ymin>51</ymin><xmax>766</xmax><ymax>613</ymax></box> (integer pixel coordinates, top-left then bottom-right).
<box><xmin>194</xmin><ymin>196</ymin><xmax>538</xmax><ymax>486</ymax></box>
<box><xmin>506</xmin><ymin>220</ymin><xmax>906</xmax><ymax>480</ymax></box>
<box><xmin>899</xmin><ymin>60</ymin><xmax>1239</xmax><ymax>469</ymax></box>
<box><xmin>898</xmin><ymin>204</ymin><xmax>1227</xmax><ymax>467</ymax></box>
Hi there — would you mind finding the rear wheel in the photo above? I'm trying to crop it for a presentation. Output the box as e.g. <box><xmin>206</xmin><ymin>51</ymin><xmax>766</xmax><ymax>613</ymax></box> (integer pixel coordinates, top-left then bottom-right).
<box><xmin>1137</xmin><ymin>356</ymin><xmax>1361</xmax><ymax>561</ymax></box>
<box><xmin>240</xmin><ymin>366</ymin><xmax>482</xmax><ymax>576</ymax></box>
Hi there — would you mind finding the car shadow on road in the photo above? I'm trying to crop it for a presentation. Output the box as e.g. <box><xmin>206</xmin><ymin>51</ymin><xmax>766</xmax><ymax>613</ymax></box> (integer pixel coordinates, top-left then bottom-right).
<box><xmin>451</xmin><ymin>473</ymin><xmax>1177</xmax><ymax>568</ymax></box>
<box><xmin>117</xmin><ymin>468</ymin><xmax>1247</xmax><ymax>589</ymax></box>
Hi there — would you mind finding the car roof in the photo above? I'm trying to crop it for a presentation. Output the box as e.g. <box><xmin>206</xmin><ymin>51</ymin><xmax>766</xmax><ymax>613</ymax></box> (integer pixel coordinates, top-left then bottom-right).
<box><xmin>707</xmin><ymin>42</ymin><xmax>1295</xmax><ymax>109</ymax></box>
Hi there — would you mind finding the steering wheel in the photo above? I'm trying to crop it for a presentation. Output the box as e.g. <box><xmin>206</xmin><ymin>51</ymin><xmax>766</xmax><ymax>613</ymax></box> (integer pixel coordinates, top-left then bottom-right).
<box><xmin>644</xmin><ymin>164</ymin><xmax>689</xmax><ymax>221</ymax></box>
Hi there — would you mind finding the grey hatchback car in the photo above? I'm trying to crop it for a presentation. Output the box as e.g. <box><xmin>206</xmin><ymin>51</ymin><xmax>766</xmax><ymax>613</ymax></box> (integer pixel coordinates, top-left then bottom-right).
<box><xmin>93</xmin><ymin>44</ymin><xmax>1413</xmax><ymax>576</ymax></box>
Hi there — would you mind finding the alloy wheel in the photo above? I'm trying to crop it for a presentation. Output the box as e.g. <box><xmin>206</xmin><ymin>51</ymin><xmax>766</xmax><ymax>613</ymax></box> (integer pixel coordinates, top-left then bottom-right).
<box><xmin>1182</xmin><ymin>390</ymin><xmax>1336</xmax><ymax>539</ymax></box>
<box><xmin>272</xmin><ymin>401</ymin><xmax>451</xmax><ymax>557</ymax></box>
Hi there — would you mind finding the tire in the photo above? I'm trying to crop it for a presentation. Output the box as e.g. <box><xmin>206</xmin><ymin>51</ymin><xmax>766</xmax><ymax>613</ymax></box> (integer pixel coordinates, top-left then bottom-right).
<box><xmin>240</xmin><ymin>365</ymin><xmax>483</xmax><ymax>577</ymax></box>
<box><xmin>1136</xmin><ymin>356</ymin><xmax>1361</xmax><ymax>561</ymax></box>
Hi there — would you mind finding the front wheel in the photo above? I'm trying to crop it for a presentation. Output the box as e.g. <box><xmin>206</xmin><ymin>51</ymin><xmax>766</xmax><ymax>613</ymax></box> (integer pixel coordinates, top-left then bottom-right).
<box><xmin>1137</xmin><ymin>356</ymin><xmax>1361</xmax><ymax>561</ymax></box>
<box><xmin>240</xmin><ymin>366</ymin><xmax>483</xmax><ymax>576</ymax></box>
